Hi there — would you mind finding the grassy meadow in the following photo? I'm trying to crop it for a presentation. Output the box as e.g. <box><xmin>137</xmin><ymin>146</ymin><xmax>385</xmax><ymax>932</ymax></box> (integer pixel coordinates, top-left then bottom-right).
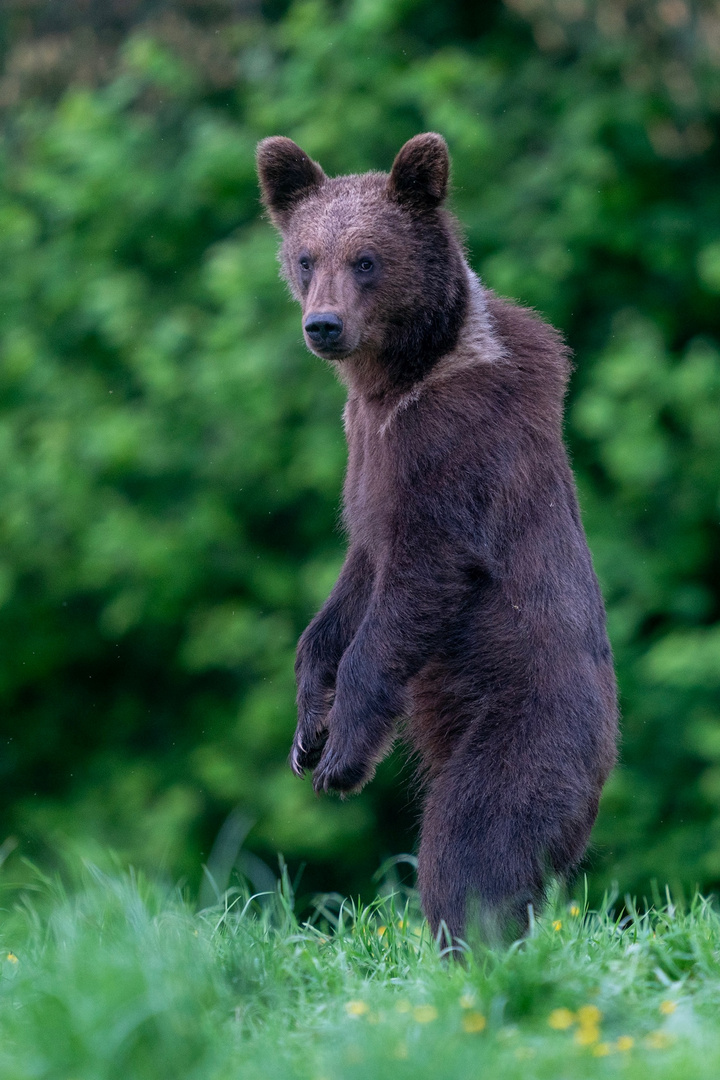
<box><xmin>1</xmin><ymin>0</ymin><xmax>719</xmax><ymax>905</ymax></box>
<box><xmin>1</xmin><ymin>864</ymin><xmax>719</xmax><ymax>1079</ymax></box>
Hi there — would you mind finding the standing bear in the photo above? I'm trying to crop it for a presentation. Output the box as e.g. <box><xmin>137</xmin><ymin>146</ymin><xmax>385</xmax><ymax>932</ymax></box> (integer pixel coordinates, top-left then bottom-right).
<box><xmin>256</xmin><ymin>133</ymin><xmax>618</xmax><ymax>942</ymax></box>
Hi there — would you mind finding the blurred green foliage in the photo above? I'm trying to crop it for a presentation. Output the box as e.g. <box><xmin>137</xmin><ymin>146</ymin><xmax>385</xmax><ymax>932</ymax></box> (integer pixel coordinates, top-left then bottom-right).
<box><xmin>0</xmin><ymin>0</ymin><xmax>718</xmax><ymax>901</ymax></box>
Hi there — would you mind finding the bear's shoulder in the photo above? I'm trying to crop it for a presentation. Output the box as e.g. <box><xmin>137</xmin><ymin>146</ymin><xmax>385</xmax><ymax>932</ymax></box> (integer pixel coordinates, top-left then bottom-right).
<box><xmin>484</xmin><ymin>291</ymin><xmax>572</xmax><ymax>387</ymax></box>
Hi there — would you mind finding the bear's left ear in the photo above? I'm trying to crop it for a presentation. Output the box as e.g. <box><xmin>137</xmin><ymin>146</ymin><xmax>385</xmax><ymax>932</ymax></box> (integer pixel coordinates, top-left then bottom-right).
<box><xmin>256</xmin><ymin>136</ymin><xmax>326</xmax><ymax>227</ymax></box>
<box><xmin>387</xmin><ymin>133</ymin><xmax>450</xmax><ymax>212</ymax></box>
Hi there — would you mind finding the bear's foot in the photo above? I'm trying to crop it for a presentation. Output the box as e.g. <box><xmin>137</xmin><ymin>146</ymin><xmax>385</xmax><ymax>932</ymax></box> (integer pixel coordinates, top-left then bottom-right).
<box><xmin>311</xmin><ymin>736</ymin><xmax>374</xmax><ymax>795</ymax></box>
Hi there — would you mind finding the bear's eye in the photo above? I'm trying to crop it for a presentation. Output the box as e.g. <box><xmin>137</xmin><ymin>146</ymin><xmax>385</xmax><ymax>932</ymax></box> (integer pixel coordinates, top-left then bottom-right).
<box><xmin>357</xmin><ymin>258</ymin><xmax>374</xmax><ymax>273</ymax></box>
<box><xmin>299</xmin><ymin>256</ymin><xmax>312</xmax><ymax>272</ymax></box>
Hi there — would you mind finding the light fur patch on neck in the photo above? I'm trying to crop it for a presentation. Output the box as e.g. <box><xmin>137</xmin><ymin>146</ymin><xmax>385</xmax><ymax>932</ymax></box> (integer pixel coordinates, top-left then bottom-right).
<box><xmin>375</xmin><ymin>269</ymin><xmax>505</xmax><ymax>436</ymax></box>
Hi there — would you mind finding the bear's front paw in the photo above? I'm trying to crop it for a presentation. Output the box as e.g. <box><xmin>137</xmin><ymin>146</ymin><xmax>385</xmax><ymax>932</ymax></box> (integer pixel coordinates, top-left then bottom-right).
<box><xmin>312</xmin><ymin>736</ymin><xmax>374</xmax><ymax>795</ymax></box>
<box><xmin>289</xmin><ymin>723</ymin><xmax>328</xmax><ymax>778</ymax></box>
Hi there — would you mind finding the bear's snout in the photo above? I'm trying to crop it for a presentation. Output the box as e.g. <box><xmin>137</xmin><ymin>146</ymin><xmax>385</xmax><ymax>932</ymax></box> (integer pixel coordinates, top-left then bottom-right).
<box><xmin>303</xmin><ymin>312</ymin><xmax>344</xmax><ymax>351</ymax></box>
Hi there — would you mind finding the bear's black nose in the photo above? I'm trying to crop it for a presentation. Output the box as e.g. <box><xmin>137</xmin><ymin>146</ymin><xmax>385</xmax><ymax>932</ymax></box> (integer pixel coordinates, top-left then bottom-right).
<box><xmin>304</xmin><ymin>312</ymin><xmax>343</xmax><ymax>346</ymax></box>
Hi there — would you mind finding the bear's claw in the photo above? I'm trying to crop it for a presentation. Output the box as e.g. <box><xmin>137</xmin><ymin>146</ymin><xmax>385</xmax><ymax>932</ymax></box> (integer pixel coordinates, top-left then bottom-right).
<box><xmin>312</xmin><ymin>741</ymin><xmax>372</xmax><ymax>795</ymax></box>
<box><xmin>289</xmin><ymin>728</ymin><xmax>327</xmax><ymax>778</ymax></box>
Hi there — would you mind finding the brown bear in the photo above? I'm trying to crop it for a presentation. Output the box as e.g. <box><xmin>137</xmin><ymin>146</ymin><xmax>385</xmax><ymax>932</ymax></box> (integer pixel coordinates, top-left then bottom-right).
<box><xmin>256</xmin><ymin>132</ymin><xmax>618</xmax><ymax>943</ymax></box>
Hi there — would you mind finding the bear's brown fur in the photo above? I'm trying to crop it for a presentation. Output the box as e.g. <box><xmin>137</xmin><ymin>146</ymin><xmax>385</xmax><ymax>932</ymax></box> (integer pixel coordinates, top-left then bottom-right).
<box><xmin>256</xmin><ymin>133</ymin><xmax>618</xmax><ymax>943</ymax></box>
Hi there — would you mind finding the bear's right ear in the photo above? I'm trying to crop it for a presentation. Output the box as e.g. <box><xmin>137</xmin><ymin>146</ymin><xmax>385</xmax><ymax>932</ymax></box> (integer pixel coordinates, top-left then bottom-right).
<box><xmin>256</xmin><ymin>137</ymin><xmax>326</xmax><ymax>226</ymax></box>
<box><xmin>387</xmin><ymin>133</ymin><xmax>449</xmax><ymax>212</ymax></box>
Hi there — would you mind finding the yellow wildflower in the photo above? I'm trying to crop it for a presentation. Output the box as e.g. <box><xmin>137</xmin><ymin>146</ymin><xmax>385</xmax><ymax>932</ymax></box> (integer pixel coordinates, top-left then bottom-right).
<box><xmin>659</xmin><ymin>1000</ymin><xmax>677</xmax><ymax>1015</ymax></box>
<box><xmin>462</xmin><ymin>1011</ymin><xmax>487</xmax><ymax>1033</ymax></box>
<box><xmin>345</xmin><ymin>1000</ymin><xmax>369</xmax><ymax>1017</ymax></box>
<box><xmin>552</xmin><ymin>920</ymin><xmax>562</xmax><ymax>931</ymax></box>
<box><xmin>548</xmin><ymin>1008</ymin><xmax>575</xmax><ymax>1030</ymax></box>
<box><xmin>413</xmin><ymin>1004</ymin><xmax>438</xmax><ymax>1023</ymax></box>
<box><xmin>377</xmin><ymin>925</ymin><xmax>386</xmax><ymax>937</ymax></box>
<box><xmin>616</xmin><ymin>1036</ymin><xmax>634</xmax><ymax>1052</ymax></box>
<box><xmin>570</xmin><ymin>904</ymin><xmax>581</xmax><ymax>917</ymax></box>
<box><xmin>577</xmin><ymin>1004</ymin><xmax>602</xmax><ymax>1026</ymax></box>
<box><xmin>6</xmin><ymin>953</ymin><xmax>18</xmax><ymax>964</ymax></box>
<box><xmin>575</xmin><ymin>1025</ymin><xmax>600</xmax><ymax>1047</ymax></box>
<box><xmin>573</xmin><ymin>1003</ymin><xmax>602</xmax><ymax>1046</ymax></box>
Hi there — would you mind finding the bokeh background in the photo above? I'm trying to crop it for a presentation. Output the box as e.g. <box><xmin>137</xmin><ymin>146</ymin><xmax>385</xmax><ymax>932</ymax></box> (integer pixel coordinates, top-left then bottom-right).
<box><xmin>0</xmin><ymin>0</ymin><xmax>718</xmax><ymax>905</ymax></box>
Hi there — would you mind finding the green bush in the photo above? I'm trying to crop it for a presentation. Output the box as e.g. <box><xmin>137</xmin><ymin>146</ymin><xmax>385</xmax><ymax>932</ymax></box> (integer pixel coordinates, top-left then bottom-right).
<box><xmin>0</xmin><ymin>0</ymin><xmax>718</xmax><ymax>900</ymax></box>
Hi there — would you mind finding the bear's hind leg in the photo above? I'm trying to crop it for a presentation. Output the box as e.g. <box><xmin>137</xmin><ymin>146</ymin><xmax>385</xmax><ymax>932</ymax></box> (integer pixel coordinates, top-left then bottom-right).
<box><xmin>417</xmin><ymin>740</ymin><xmax>596</xmax><ymax>945</ymax></box>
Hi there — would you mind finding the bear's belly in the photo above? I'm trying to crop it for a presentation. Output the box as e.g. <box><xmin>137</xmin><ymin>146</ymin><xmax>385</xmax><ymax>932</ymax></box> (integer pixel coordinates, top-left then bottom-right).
<box><xmin>405</xmin><ymin>616</ymin><xmax>617</xmax><ymax>784</ymax></box>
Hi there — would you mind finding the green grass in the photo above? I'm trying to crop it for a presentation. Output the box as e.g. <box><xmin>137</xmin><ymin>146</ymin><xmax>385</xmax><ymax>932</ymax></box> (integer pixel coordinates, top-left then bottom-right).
<box><xmin>1</xmin><ymin>863</ymin><xmax>719</xmax><ymax>1079</ymax></box>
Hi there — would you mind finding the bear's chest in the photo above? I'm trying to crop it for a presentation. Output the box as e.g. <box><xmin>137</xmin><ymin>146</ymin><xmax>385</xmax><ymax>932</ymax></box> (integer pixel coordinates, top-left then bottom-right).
<box><xmin>342</xmin><ymin>397</ymin><xmax>401</xmax><ymax>554</ymax></box>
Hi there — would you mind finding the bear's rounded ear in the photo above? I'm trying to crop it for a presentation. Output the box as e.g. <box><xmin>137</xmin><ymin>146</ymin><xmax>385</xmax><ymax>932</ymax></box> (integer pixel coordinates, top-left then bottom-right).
<box><xmin>387</xmin><ymin>133</ymin><xmax>450</xmax><ymax>212</ymax></box>
<box><xmin>256</xmin><ymin>137</ymin><xmax>326</xmax><ymax>226</ymax></box>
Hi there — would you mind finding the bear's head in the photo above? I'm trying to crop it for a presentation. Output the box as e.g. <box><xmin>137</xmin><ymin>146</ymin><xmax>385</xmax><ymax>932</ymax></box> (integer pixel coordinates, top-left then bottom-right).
<box><xmin>256</xmin><ymin>134</ymin><xmax>469</xmax><ymax>395</ymax></box>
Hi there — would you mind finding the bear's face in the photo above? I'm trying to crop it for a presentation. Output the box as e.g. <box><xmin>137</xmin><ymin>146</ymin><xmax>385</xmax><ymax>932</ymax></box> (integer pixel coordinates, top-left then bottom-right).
<box><xmin>257</xmin><ymin>134</ymin><xmax>469</xmax><ymax>393</ymax></box>
<box><xmin>278</xmin><ymin>179</ymin><xmax>433</xmax><ymax>363</ymax></box>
